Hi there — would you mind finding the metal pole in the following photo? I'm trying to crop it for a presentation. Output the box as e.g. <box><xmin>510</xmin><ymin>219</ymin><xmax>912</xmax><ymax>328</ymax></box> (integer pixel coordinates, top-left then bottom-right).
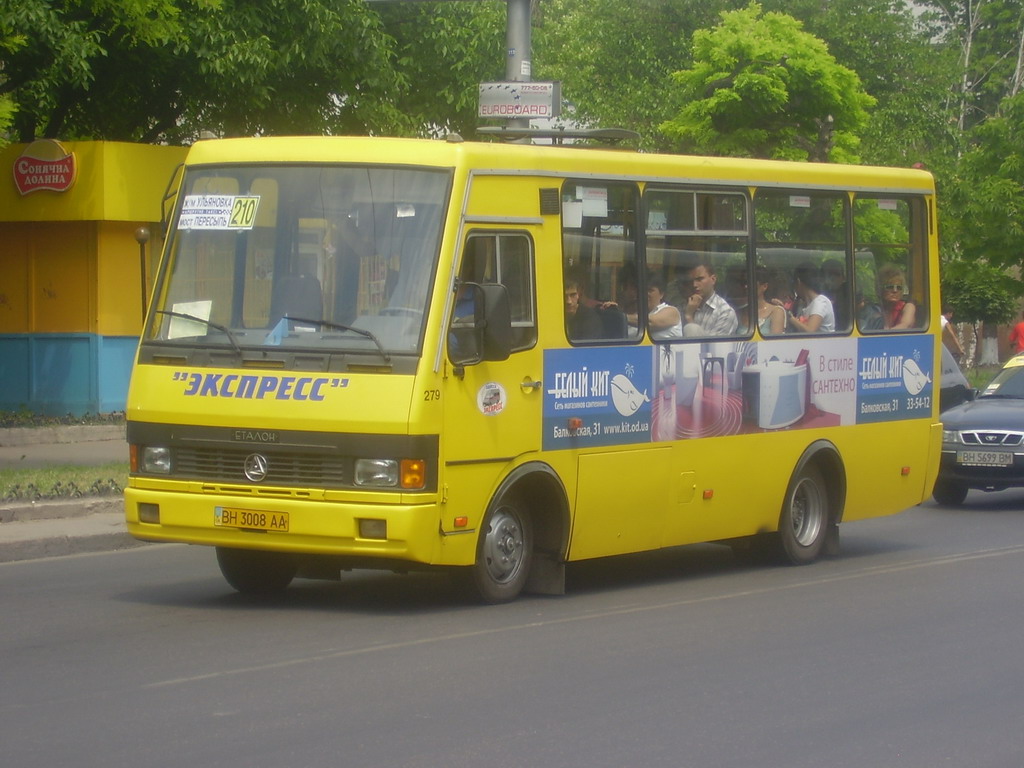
<box><xmin>135</xmin><ymin>227</ymin><xmax>150</xmax><ymax>324</ymax></box>
<box><xmin>505</xmin><ymin>0</ymin><xmax>532</xmax><ymax>130</ymax></box>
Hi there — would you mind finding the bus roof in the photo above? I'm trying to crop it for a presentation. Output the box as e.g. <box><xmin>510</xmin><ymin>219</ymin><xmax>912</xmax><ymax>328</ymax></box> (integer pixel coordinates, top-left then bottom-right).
<box><xmin>182</xmin><ymin>135</ymin><xmax>935</xmax><ymax>195</ymax></box>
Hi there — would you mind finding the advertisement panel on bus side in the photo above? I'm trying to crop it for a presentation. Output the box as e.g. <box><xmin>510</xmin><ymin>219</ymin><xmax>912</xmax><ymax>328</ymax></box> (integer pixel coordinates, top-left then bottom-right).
<box><xmin>543</xmin><ymin>336</ymin><xmax>934</xmax><ymax>450</ymax></box>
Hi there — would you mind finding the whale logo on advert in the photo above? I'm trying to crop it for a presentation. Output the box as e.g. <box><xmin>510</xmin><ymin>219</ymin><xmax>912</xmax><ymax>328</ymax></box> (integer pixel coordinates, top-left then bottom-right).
<box><xmin>13</xmin><ymin>139</ymin><xmax>78</xmax><ymax>195</ymax></box>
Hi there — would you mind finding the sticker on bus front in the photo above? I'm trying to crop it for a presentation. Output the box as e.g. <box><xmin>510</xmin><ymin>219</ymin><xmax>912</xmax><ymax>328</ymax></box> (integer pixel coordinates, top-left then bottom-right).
<box><xmin>178</xmin><ymin>194</ymin><xmax>261</xmax><ymax>230</ymax></box>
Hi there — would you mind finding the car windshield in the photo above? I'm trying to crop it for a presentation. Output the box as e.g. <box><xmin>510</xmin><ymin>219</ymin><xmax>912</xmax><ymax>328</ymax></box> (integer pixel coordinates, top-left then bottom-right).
<box><xmin>980</xmin><ymin>365</ymin><xmax>1024</xmax><ymax>399</ymax></box>
<box><xmin>146</xmin><ymin>164</ymin><xmax>451</xmax><ymax>358</ymax></box>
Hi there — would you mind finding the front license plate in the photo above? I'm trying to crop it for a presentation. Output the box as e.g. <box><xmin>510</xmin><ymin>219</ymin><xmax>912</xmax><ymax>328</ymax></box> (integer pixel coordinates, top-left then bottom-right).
<box><xmin>214</xmin><ymin>506</ymin><xmax>289</xmax><ymax>532</ymax></box>
<box><xmin>957</xmin><ymin>450</ymin><xmax>1014</xmax><ymax>467</ymax></box>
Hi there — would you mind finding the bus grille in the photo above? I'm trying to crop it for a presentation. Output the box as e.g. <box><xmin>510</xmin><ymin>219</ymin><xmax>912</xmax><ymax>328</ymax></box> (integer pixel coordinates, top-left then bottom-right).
<box><xmin>174</xmin><ymin>447</ymin><xmax>346</xmax><ymax>487</ymax></box>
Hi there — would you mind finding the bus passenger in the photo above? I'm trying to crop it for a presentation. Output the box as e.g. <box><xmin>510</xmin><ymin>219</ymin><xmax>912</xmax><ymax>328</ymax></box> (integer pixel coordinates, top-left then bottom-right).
<box><xmin>643</xmin><ymin>274</ymin><xmax>683</xmax><ymax>340</ymax></box>
<box><xmin>878</xmin><ymin>264</ymin><xmax>917</xmax><ymax>329</ymax></box>
<box><xmin>723</xmin><ymin>264</ymin><xmax>752</xmax><ymax>334</ymax></box>
<box><xmin>681</xmin><ymin>262</ymin><xmax>738</xmax><ymax>337</ymax></box>
<box><xmin>756</xmin><ymin>267</ymin><xmax>786</xmax><ymax>335</ymax></box>
<box><xmin>786</xmin><ymin>262</ymin><xmax>835</xmax><ymax>333</ymax></box>
<box><xmin>821</xmin><ymin>258</ymin><xmax>851</xmax><ymax>331</ymax></box>
<box><xmin>564</xmin><ymin>277</ymin><xmax>604</xmax><ymax>341</ymax></box>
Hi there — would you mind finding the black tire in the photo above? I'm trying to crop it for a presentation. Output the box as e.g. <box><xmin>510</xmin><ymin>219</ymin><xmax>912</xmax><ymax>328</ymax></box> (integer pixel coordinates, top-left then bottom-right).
<box><xmin>778</xmin><ymin>463</ymin><xmax>830</xmax><ymax>565</ymax></box>
<box><xmin>468</xmin><ymin>497</ymin><xmax>533</xmax><ymax>604</ymax></box>
<box><xmin>215</xmin><ymin>547</ymin><xmax>297</xmax><ymax>595</ymax></box>
<box><xmin>932</xmin><ymin>479</ymin><xmax>969</xmax><ymax>506</ymax></box>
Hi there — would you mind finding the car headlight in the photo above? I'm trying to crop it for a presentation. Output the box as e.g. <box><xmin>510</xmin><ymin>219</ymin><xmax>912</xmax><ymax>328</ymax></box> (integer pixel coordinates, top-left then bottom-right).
<box><xmin>942</xmin><ymin>429</ymin><xmax>961</xmax><ymax>445</ymax></box>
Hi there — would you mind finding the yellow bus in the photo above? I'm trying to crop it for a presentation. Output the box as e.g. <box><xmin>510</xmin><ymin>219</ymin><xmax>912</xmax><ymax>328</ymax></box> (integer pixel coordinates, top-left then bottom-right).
<box><xmin>125</xmin><ymin>135</ymin><xmax>941</xmax><ymax>602</ymax></box>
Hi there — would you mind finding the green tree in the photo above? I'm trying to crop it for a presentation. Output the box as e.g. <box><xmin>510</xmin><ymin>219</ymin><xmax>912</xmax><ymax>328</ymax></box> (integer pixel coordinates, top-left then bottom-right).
<box><xmin>918</xmin><ymin>0</ymin><xmax>1024</xmax><ymax>136</ymax></box>
<box><xmin>535</xmin><ymin>0</ymin><xmax>733</xmax><ymax>150</ymax></box>
<box><xmin>946</xmin><ymin>92</ymin><xmax>1024</xmax><ymax>271</ymax></box>
<box><xmin>941</xmin><ymin>259</ymin><xmax>1020</xmax><ymax>326</ymax></box>
<box><xmin>762</xmin><ymin>0</ymin><xmax>958</xmax><ymax>169</ymax></box>
<box><xmin>1</xmin><ymin>0</ymin><xmax>408</xmax><ymax>143</ymax></box>
<box><xmin>659</xmin><ymin>2</ymin><xmax>875</xmax><ymax>162</ymax></box>
<box><xmin>375</xmin><ymin>0</ymin><xmax>506</xmax><ymax>138</ymax></box>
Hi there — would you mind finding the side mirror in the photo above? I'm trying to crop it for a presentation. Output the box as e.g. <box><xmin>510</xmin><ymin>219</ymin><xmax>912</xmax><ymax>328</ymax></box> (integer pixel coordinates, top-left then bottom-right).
<box><xmin>448</xmin><ymin>282</ymin><xmax>512</xmax><ymax>366</ymax></box>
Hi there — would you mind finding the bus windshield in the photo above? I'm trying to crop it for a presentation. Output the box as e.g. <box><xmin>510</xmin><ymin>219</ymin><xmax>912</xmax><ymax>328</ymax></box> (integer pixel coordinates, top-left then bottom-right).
<box><xmin>146</xmin><ymin>164</ymin><xmax>451</xmax><ymax>358</ymax></box>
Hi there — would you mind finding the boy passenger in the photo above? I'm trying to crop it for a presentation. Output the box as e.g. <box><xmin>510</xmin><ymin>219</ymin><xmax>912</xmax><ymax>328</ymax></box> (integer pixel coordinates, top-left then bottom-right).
<box><xmin>564</xmin><ymin>276</ymin><xmax>604</xmax><ymax>341</ymax></box>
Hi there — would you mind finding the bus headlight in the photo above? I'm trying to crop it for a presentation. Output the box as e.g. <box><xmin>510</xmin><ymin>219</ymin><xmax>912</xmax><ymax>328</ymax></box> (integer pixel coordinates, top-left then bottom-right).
<box><xmin>354</xmin><ymin>458</ymin><xmax>427</xmax><ymax>489</ymax></box>
<box><xmin>142</xmin><ymin>446</ymin><xmax>172</xmax><ymax>474</ymax></box>
<box><xmin>942</xmin><ymin>429</ymin><xmax>961</xmax><ymax>445</ymax></box>
<box><xmin>355</xmin><ymin>459</ymin><xmax>399</xmax><ymax>487</ymax></box>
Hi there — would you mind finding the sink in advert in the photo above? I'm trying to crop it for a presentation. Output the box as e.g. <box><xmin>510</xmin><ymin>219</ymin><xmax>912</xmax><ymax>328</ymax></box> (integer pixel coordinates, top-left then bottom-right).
<box><xmin>741</xmin><ymin>360</ymin><xmax>808</xmax><ymax>429</ymax></box>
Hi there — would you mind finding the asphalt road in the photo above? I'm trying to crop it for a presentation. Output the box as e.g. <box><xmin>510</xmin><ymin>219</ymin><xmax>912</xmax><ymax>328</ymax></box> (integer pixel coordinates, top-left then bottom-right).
<box><xmin>3</xmin><ymin>493</ymin><xmax>1024</xmax><ymax>768</ymax></box>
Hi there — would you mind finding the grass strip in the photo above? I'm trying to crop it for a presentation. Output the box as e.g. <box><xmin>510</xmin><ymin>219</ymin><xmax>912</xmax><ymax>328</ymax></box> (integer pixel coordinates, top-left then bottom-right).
<box><xmin>1</xmin><ymin>462</ymin><xmax>128</xmax><ymax>501</ymax></box>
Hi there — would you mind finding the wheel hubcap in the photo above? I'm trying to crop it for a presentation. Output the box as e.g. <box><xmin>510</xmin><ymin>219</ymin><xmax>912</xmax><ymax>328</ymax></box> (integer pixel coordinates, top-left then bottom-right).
<box><xmin>791</xmin><ymin>477</ymin><xmax>824</xmax><ymax>547</ymax></box>
<box><xmin>483</xmin><ymin>507</ymin><xmax>525</xmax><ymax>584</ymax></box>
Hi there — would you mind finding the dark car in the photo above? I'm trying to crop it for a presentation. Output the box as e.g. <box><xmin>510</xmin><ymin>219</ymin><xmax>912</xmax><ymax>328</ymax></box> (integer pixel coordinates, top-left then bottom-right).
<box><xmin>935</xmin><ymin>353</ymin><xmax>1024</xmax><ymax>505</ymax></box>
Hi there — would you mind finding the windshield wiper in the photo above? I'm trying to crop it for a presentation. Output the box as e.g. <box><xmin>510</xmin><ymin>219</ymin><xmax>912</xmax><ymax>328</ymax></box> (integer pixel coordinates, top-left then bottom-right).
<box><xmin>154</xmin><ymin>310</ymin><xmax>243</xmax><ymax>356</ymax></box>
<box><xmin>285</xmin><ymin>316</ymin><xmax>391</xmax><ymax>363</ymax></box>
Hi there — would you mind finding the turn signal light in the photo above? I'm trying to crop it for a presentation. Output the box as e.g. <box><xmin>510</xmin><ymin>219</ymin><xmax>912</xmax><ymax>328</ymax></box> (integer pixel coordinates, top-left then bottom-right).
<box><xmin>400</xmin><ymin>459</ymin><xmax>426</xmax><ymax>489</ymax></box>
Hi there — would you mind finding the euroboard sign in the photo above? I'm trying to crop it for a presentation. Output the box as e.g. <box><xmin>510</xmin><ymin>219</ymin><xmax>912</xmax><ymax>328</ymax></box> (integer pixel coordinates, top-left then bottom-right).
<box><xmin>478</xmin><ymin>82</ymin><xmax>561</xmax><ymax>119</ymax></box>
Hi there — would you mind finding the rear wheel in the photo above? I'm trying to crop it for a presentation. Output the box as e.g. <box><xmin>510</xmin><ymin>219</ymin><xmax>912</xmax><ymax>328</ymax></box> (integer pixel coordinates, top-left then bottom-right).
<box><xmin>932</xmin><ymin>479</ymin><xmax>968</xmax><ymax>506</ymax></box>
<box><xmin>778</xmin><ymin>463</ymin><xmax>830</xmax><ymax>565</ymax></box>
<box><xmin>468</xmin><ymin>497</ymin><xmax>533</xmax><ymax>604</ymax></box>
<box><xmin>216</xmin><ymin>547</ymin><xmax>297</xmax><ymax>595</ymax></box>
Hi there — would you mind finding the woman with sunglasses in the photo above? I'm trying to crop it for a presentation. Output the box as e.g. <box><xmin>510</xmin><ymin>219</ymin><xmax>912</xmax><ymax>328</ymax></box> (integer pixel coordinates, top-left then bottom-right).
<box><xmin>877</xmin><ymin>264</ymin><xmax>917</xmax><ymax>329</ymax></box>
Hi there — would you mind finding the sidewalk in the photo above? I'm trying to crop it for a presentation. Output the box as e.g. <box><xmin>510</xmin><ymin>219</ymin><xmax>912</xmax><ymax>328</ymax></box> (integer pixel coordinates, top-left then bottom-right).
<box><xmin>0</xmin><ymin>424</ymin><xmax>148</xmax><ymax>563</ymax></box>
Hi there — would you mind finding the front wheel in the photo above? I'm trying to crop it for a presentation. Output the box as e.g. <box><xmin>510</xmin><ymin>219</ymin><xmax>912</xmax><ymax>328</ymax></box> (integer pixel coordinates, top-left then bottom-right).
<box><xmin>216</xmin><ymin>547</ymin><xmax>297</xmax><ymax>595</ymax></box>
<box><xmin>468</xmin><ymin>498</ymin><xmax>533</xmax><ymax>604</ymax></box>
<box><xmin>932</xmin><ymin>479</ymin><xmax>968</xmax><ymax>506</ymax></box>
<box><xmin>778</xmin><ymin>463</ymin><xmax>830</xmax><ymax>565</ymax></box>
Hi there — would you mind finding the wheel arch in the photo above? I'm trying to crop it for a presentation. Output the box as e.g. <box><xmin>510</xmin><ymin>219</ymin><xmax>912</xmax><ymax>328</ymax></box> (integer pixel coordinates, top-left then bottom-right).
<box><xmin>788</xmin><ymin>439</ymin><xmax>847</xmax><ymax>528</ymax></box>
<box><xmin>488</xmin><ymin>460</ymin><xmax>570</xmax><ymax>595</ymax></box>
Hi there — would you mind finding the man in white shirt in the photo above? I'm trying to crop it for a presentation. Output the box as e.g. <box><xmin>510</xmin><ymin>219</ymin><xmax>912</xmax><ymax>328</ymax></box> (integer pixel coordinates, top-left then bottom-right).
<box><xmin>682</xmin><ymin>262</ymin><xmax>739</xmax><ymax>337</ymax></box>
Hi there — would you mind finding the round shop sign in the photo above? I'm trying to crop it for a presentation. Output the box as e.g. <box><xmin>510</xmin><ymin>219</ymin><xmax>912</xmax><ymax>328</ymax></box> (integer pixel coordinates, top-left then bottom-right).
<box><xmin>477</xmin><ymin>382</ymin><xmax>507</xmax><ymax>416</ymax></box>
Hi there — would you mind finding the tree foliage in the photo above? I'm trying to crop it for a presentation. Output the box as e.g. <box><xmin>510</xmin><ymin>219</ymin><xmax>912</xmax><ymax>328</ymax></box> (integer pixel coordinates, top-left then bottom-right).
<box><xmin>940</xmin><ymin>258</ymin><xmax>1020</xmax><ymax>325</ymax></box>
<box><xmin>0</xmin><ymin>0</ymin><xmax>408</xmax><ymax>143</ymax></box>
<box><xmin>945</xmin><ymin>92</ymin><xmax>1024</xmax><ymax>269</ymax></box>
<box><xmin>375</xmin><ymin>0</ymin><xmax>507</xmax><ymax>137</ymax></box>
<box><xmin>658</xmin><ymin>3</ymin><xmax>875</xmax><ymax>162</ymax></box>
<box><xmin>535</xmin><ymin>0</ymin><xmax>732</xmax><ymax>150</ymax></box>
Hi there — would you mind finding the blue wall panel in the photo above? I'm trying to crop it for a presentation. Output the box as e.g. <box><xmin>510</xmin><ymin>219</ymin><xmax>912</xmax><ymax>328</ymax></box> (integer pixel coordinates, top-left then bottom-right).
<box><xmin>98</xmin><ymin>336</ymin><xmax>140</xmax><ymax>413</ymax></box>
<box><xmin>0</xmin><ymin>333</ymin><xmax>138</xmax><ymax>415</ymax></box>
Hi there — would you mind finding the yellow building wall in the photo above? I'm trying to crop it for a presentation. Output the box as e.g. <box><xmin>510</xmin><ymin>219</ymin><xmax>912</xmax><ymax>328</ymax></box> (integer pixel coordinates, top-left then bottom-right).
<box><xmin>96</xmin><ymin>221</ymin><xmax>163</xmax><ymax>335</ymax></box>
<box><xmin>0</xmin><ymin>141</ymin><xmax>186</xmax><ymax>413</ymax></box>
<box><xmin>1</xmin><ymin>141</ymin><xmax>185</xmax><ymax>336</ymax></box>
<box><xmin>0</xmin><ymin>141</ymin><xmax>187</xmax><ymax>223</ymax></box>
<box><xmin>0</xmin><ymin>223</ymin><xmax>31</xmax><ymax>333</ymax></box>
<box><xmin>0</xmin><ymin>221</ymin><xmax>95</xmax><ymax>334</ymax></box>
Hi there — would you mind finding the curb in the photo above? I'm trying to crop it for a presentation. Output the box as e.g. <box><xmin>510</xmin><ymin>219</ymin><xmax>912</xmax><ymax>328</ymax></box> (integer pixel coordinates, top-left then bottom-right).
<box><xmin>0</xmin><ymin>497</ymin><xmax>122</xmax><ymax>524</ymax></box>
<box><xmin>0</xmin><ymin>424</ymin><xmax>125</xmax><ymax>447</ymax></box>
<box><xmin>0</xmin><ymin>498</ymin><xmax>149</xmax><ymax>564</ymax></box>
<box><xmin>0</xmin><ymin>525</ymin><xmax>149</xmax><ymax>563</ymax></box>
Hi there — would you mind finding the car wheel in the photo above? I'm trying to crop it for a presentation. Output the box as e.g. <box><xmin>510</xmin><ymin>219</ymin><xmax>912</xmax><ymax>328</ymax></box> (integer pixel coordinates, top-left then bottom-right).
<box><xmin>932</xmin><ymin>479</ymin><xmax>968</xmax><ymax>506</ymax></box>
<box><xmin>216</xmin><ymin>547</ymin><xmax>297</xmax><ymax>594</ymax></box>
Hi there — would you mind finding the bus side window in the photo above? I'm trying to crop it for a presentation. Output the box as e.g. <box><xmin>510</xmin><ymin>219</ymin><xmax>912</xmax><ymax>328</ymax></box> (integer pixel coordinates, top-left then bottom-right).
<box><xmin>754</xmin><ymin>190</ymin><xmax>848</xmax><ymax>335</ymax></box>
<box><xmin>854</xmin><ymin>197</ymin><xmax>927</xmax><ymax>333</ymax></box>
<box><xmin>643</xmin><ymin>187</ymin><xmax>749</xmax><ymax>339</ymax></box>
<box><xmin>561</xmin><ymin>181</ymin><xmax>642</xmax><ymax>343</ymax></box>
